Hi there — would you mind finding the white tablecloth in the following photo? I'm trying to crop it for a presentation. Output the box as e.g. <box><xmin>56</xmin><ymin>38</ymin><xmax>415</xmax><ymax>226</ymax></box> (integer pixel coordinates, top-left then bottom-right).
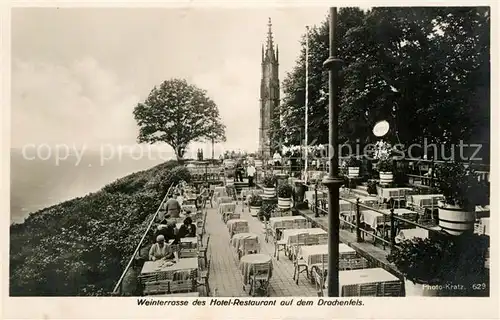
<box><xmin>378</xmin><ymin>187</ymin><xmax>413</xmax><ymax>200</ymax></box>
<box><xmin>281</xmin><ymin>228</ymin><xmax>327</xmax><ymax>245</ymax></box>
<box><xmin>227</xmin><ymin>219</ymin><xmax>249</xmax><ymax>234</ymax></box>
<box><xmin>140</xmin><ymin>257</ymin><xmax>198</xmax><ymax>280</ymax></box>
<box><xmin>362</xmin><ymin>210</ymin><xmax>390</xmax><ymax>229</ymax></box>
<box><xmin>269</xmin><ymin>216</ymin><xmax>307</xmax><ymax>230</ymax></box>
<box><xmin>299</xmin><ymin>244</ymin><xmax>356</xmax><ymax>266</ymax></box>
<box><xmin>219</xmin><ymin>202</ymin><xmax>236</xmax><ymax>215</ymax></box>
<box><xmin>407</xmin><ymin>194</ymin><xmax>443</xmax><ymax>208</ymax></box>
<box><xmin>239</xmin><ymin>254</ymin><xmax>273</xmax><ymax>285</ymax></box>
<box><xmin>395</xmin><ymin>228</ymin><xmax>429</xmax><ymax>243</ymax></box>
<box><xmin>338</xmin><ymin>268</ymin><xmax>400</xmax><ymax>297</ymax></box>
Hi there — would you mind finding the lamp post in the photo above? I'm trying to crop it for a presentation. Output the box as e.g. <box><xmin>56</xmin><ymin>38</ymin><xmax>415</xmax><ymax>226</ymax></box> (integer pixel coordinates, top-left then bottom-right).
<box><xmin>322</xmin><ymin>7</ymin><xmax>343</xmax><ymax>297</ymax></box>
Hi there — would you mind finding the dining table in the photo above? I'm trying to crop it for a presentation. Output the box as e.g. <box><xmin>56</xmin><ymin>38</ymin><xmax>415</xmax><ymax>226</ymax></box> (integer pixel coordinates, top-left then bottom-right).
<box><xmin>336</xmin><ymin>268</ymin><xmax>401</xmax><ymax>297</ymax></box>
<box><xmin>219</xmin><ymin>202</ymin><xmax>237</xmax><ymax>215</ymax></box>
<box><xmin>299</xmin><ymin>244</ymin><xmax>357</xmax><ymax>267</ymax></box>
<box><xmin>169</xmin><ymin>235</ymin><xmax>198</xmax><ymax>247</ymax></box>
<box><xmin>377</xmin><ymin>187</ymin><xmax>413</xmax><ymax>201</ymax></box>
<box><xmin>230</xmin><ymin>232</ymin><xmax>260</xmax><ymax>250</ymax></box>
<box><xmin>395</xmin><ymin>228</ymin><xmax>430</xmax><ymax>243</ymax></box>
<box><xmin>239</xmin><ymin>253</ymin><xmax>273</xmax><ymax>285</ymax></box>
<box><xmin>281</xmin><ymin>228</ymin><xmax>327</xmax><ymax>245</ymax></box>
<box><xmin>213</xmin><ymin>187</ymin><xmax>227</xmax><ymax>199</ymax></box>
<box><xmin>140</xmin><ymin>257</ymin><xmax>198</xmax><ymax>282</ymax></box>
<box><xmin>226</xmin><ymin>219</ymin><xmax>249</xmax><ymax>235</ymax></box>
<box><xmin>407</xmin><ymin>194</ymin><xmax>444</xmax><ymax>208</ymax></box>
<box><xmin>269</xmin><ymin>216</ymin><xmax>307</xmax><ymax>230</ymax></box>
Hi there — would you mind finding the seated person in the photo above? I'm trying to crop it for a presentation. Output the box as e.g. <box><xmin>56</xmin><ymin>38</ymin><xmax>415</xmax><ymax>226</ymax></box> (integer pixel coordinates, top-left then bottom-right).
<box><xmin>156</xmin><ymin>220</ymin><xmax>179</xmax><ymax>244</ymax></box>
<box><xmin>177</xmin><ymin>217</ymin><xmax>197</xmax><ymax>238</ymax></box>
<box><xmin>164</xmin><ymin>196</ymin><xmax>181</xmax><ymax>218</ymax></box>
<box><xmin>149</xmin><ymin>235</ymin><xmax>178</xmax><ymax>261</ymax></box>
<box><xmin>176</xmin><ymin>191</ymin><xmax>185</xmax><ymax>207</ymax></box>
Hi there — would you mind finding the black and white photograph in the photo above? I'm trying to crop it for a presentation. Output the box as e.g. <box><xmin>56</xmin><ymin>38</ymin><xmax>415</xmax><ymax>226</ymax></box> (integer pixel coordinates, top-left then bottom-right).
<box><xmin>4</xmin><ymin>2</ymin><xmax>496</xmax><ymax>318</ymax></box>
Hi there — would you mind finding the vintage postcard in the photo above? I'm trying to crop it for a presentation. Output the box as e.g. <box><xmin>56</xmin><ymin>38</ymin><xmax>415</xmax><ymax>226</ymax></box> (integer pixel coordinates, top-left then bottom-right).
<box><xmin>2</xmin><ymin>1</ymin><xmax>498</xmax><ymax>319</ymax></box>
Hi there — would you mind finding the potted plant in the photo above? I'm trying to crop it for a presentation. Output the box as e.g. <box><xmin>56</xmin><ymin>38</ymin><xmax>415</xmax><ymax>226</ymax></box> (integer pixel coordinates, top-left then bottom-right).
<box><xmin>262</xmin><ymin>175</ymin><xmax>277</xmax><ymax>199</ymax></box>
<box><xmin>344</xmin><ymin>155</ymin><xmax>361</xmax><ymax>178</ymax></box>
<box><xmin>376</xmin><ymin>158</ymin><xmax>394</xmax><ymax>184</ymax></box>
<box><xmin>367</xmin><ymin>179</ymin><xmax>378</xmax><ymax>195</ymax></box>
<box><xmin>387</xmin><ymin>235</ymin><xmax>489</xmax><ymax>296</ymax></box>
<box><xmin>434</xmin><ymin>162</ymin><xmax>489</xmax><ymax>236</ymax></box>
<box><xmin>387</xmin><ymin>238</ymin><xmax>444</xmax><ymax>296</ymax></box>
<box><xmin>258</xmin><ymin>201</ymin><xmax>276</xmax><ymax>221</ymax></box>
<box><xmin>277</xmin><ymin>183</ymin><xmax>293</xmax><ymax>210</ymax></box>
<box><xmin>249</xmin><ymin>194</ymin><xmax>262</xmax><ymax>216</ymax></box>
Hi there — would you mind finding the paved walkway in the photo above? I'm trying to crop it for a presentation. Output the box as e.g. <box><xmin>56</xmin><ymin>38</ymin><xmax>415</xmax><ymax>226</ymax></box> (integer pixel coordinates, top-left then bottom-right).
<box><xmin>205</xmin><ymin>202</ymin><xmax>318</xmax><ymax>297</ymax></box>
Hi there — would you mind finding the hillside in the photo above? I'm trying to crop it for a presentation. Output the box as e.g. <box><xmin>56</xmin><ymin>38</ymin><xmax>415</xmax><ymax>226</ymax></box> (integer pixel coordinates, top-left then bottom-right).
<box><xmin>9</xmin><ymin>160</ymin><xmax>191</xmax><ymax>296</ymax></box>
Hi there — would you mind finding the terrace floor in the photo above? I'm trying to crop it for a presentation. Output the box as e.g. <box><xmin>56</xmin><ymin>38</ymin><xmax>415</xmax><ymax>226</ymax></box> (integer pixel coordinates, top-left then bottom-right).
<box><xmin>204</xmin><ymin>202</ymin><xmax>319</xmax><ymax>297</ymax></box>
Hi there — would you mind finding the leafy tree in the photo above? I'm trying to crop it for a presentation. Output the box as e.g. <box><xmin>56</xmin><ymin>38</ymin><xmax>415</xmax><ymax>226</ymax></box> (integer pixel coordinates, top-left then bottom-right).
<box><xmin>134</xmin><ymin>79</ymin><xmax>226</xmax><ymax>160</ymax></box>
<box><xmin>278</xmin><ymin>7</ymin><xmax>490</xmax><ymax>159</ymax></box>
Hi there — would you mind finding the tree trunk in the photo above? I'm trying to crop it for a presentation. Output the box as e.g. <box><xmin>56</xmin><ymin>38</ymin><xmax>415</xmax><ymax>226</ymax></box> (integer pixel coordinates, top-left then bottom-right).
<box><xmin>212</xmin><ymin>138</ymin><xmax>215</xmax><ymax>160</ymax></box>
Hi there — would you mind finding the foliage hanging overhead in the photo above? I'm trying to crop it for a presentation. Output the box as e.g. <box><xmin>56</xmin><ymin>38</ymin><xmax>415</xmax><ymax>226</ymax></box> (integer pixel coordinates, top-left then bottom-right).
<box><xmin>277</xmin><ymin>7</ymin><xmax>490</xmax><ymax>156</ymax></box>
<box><xmin>134</xmin><ymin>79</ymin><xmax>226</xmax><ymax>160</ymax></box>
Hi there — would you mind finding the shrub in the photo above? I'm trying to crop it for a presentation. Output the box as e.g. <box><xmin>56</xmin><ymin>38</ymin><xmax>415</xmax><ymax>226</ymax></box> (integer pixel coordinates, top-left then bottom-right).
<box><xmin>344</xmin><ymin>155</ymin><xmax>361</xmax><ymax>168</ymax></box>
<box><xmin>258</xmin><ymin>201</ymin><xmax>276</xmax><ymax>221</ymax></box>
<box><xmin>277</xmin><ymin>184</ymin><xmax>293</xmax><ymax>198</ymax></box>
<box><xmin>262</xmin><ymin>175</ymin><xmax>276</xmax><ymax>188</ymax></box>
<box><xmin>434</xmin><ymin>162</ymin><xmax>489</xmax><ymax>210</ymax></box>
<box><xmin>249</xmin><ymin>195</ymin><xmax>263</xmax><ymax>207</ymax></box>
<box><xmin>367</xmin><ymin>180</ymin><xmax>378</xmax><ymax>195</ymax></box>
<box><xmin>376</xmin><ymin>158</ymin><xmax>393</xmax><ymax>172</ymax></box>
<box><xmin>387</xmin><ymin>234</ymin><xmax>489</xmax><ymax>285</ymax></box>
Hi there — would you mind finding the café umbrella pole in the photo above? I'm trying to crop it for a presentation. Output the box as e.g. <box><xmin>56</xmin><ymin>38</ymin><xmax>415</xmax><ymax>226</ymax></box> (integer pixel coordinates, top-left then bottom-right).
<box><xmin>322</xmin><ymin>7</ymin><xmax>344</xmax><ymax>297</ymax></box>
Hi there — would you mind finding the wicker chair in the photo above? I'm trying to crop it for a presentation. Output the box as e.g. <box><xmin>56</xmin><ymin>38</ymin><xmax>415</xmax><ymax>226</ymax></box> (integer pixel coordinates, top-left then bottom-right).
<box><xmin>249</xmin><ymin>263</ymin><xmax>271</xmax><ymax>297</ymax></box>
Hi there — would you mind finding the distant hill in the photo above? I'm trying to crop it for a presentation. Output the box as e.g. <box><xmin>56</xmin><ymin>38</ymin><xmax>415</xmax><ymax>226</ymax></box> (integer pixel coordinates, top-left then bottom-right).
<box><xmin>9</xmin><ymin>160</ymin><xmax>191</xmax><ymax>296</ymax></box>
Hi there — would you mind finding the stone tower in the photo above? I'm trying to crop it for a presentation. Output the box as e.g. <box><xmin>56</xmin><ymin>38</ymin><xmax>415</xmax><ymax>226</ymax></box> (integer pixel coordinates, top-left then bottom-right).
<box><xmin>258</xmin><ymin>17</ymin><xmax>280</xmax><ymax>159</ymax></box>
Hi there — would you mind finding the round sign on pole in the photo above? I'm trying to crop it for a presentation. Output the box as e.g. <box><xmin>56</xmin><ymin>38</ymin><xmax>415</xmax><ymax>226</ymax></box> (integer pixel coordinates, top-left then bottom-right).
<box><xmin>373</xmin><ymin>120</ymin><xmax>390</xmax><ymax>137</ymax></box>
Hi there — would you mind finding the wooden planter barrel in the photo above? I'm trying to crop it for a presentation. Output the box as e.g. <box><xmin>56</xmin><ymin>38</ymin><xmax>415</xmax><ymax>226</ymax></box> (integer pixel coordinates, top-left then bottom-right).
<box><xmin>438</xmin><ymin>201</ymin><xmax>475</xmax><ymax>236</ymax></box>
<box><xmin>263</xmin><ymin>187</ymin><xmax>276</xmax><ymax>199</ymax></box>
<box><xmin>348</xmin><ymin>167</ymin><xmax>360</xmax><ymax>178</ymax></box>
<box><xmin>278</xmin><ymin>197</ymin><xmax>291</xmax><ymax>210</ymax></box>
<box><xmin>379</xmin><ymin>172</ymin><xmax>393</xmax><ymax>185</ymax></box>
<box><xmin>250</xmin><ymin>206</ymin><xmax>260</xmax><ymax>217</ymax></box>
<box><xmin>254</xmin><ymin>160</ymin><xmax>263</xmax><ymax>168</ymax></box>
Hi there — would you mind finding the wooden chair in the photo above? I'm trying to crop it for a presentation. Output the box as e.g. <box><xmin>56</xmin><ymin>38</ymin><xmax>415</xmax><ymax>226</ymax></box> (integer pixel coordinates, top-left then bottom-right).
<box><xmin>316</xmin><ymin>233</ymin><xmax>328</xmax><ymax>245</ymax></box>
<box><xmin>143</xmin><ymin>279</ymin><xmax>171</xmax><ymax>296</ymax></box>
<box><xmin>274</xmin><ymin>236</ymin><xmax>287</xmax><ymax>261</ymax></box>
<box><xmin>378</xmin><ymin>281</ymin><xmax>403</xmax><ymax>297</ymax></box>
<box><xmin>238</xmin><ymin>238</ymin><xmax>260</xmax><ymax>260</ymax></box>
<box><xmin>357</xmin><ymin>283</ymin><xmax>378</xmax><ymax>296</ymax></box>
<box><xmin>196</xmin><ymin>257</ymin><xmax>211</xmax><ymax>296</ymax></box>
<box><xmin>289</xmin><ymin>233</ymin><xmax>308</xmax><ymax>261</ymax></box>
<box><xmin>169</xmin><ymin>279</ymin><xmax>195</xmax><ymax>294</ymax></box>
<box><xmin>249</xmin><ymin>263</ymin><xmax>271</xmax><ymax>297</ymax></box>
<box><xmin>179</xmin><ymin>248</ymin><xmax>197</xmax><ymax>258</ymax></box>
<box><xmin>198</xmin><ymin>235</ymin><xmax>210</xmax><ymax>266</ymax></box>
<box><xmin>261</xmin><ymin>219</ymin><xmax>271</xmax><ymax>243</ymax></box>
<box><xmin>293</xmin><ymin>254</ymin><xmax>309</xmax><ymax>285</ymax></box>
<box><xmin>348</xmin><ymin>257</ymin><xmax>369</xmax><ymax>270</ymax></box>
<box><xmin>305</xmin><ymin>235</ymin><xmax>319</xmax><ymax>246</ymax></box>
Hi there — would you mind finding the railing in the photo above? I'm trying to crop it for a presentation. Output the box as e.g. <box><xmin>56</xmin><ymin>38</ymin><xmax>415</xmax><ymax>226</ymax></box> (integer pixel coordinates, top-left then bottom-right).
<box><xmin>186</xmin><ymin>164</ymin><xmax>225</xmax><ymax>184</ymax></box>
<box><xmin>111</xmin><ymin>182</ymin><xmax>176</xmax><ymax>296</ymax></box>
<box><xmin>306</xmin><ymin>185</ymin><xmax>443</xmax><ymax>251</ymax></box>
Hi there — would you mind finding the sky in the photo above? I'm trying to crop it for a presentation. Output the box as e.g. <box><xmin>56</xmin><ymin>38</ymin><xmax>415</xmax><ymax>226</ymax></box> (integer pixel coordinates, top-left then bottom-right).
<box><xmin>11</xmin><ymin>7</ymin><xmax>334</xmax><ymax>156</ymax></box>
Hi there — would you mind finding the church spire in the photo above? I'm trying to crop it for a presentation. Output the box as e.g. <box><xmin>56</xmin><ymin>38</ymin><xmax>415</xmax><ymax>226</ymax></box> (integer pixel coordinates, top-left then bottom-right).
<box><xmin>266</xmin><ymin>17</ymin><xmax>274</xmax><ymax>51</ymax></box>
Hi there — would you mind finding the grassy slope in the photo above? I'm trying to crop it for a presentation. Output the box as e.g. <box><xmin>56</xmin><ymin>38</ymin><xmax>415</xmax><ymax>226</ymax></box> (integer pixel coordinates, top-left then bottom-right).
<box><xmin>9</xmin><ymin>160</ymin><xmax>191</xmax><ymax>296</ymax></box>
